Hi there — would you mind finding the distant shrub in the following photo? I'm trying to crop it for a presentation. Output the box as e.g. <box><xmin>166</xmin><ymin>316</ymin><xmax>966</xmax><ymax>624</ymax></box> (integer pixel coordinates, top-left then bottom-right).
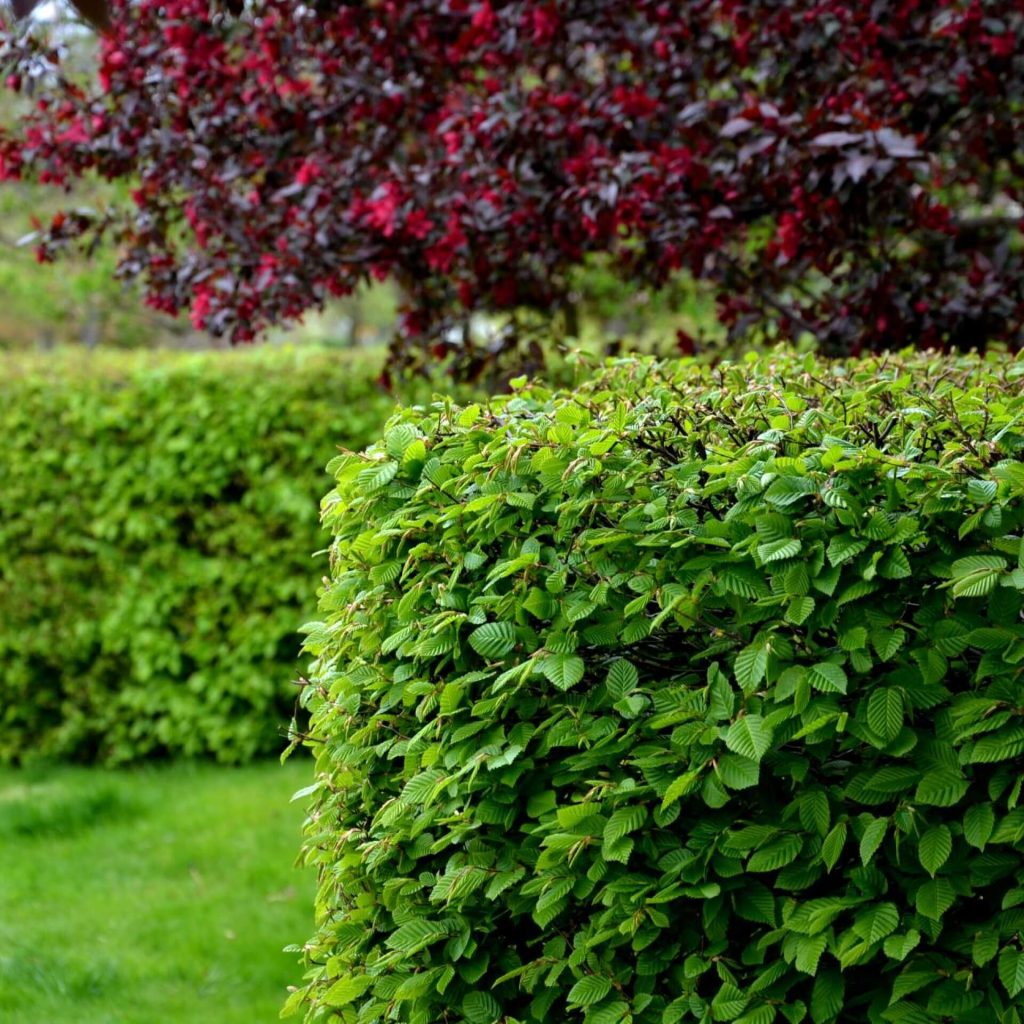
<box><xmin>293</xmin><ymin>352</ymin><xmax>1024</xmax><ymax>1024</ymax></box>
<box><xmin>0</xmin><ymin>346</ymin><xmax>395</xmax><ymax>764</ymax></box>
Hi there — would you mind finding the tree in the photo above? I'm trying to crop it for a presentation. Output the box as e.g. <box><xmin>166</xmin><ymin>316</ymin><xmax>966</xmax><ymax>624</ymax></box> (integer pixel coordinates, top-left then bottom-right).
<box><xmin>1</xmin><ymin>0</ymin><xmax>1022</xmax><ymax>377</ymax></box>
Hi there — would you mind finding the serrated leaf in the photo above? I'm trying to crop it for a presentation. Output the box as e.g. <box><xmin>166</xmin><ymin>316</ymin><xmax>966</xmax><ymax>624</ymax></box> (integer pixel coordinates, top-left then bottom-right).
<box><xmin>603</xmin><ymin>805</ymin><xmax>646</xmax><ymax>844</ymax></box>
<box><xmin>747</xmin><ymin>834</ymin><xmax>802</xmax><ymax>873</ymax></box>
<box><xmin>859</xmin><ymin>818</ymin><xmax>887</xmax><ymax>865</ymax></box>
<box><xmin>883</xmin><ymin>931</ymin><xmax>920</xmax><ymax>962</ymax></box>
<box><xmin>468</xmin><ymin>621</ymin><xmax>518</xmax><ymax>659</ymax></box>
<box><xmin>585</xmin><ymin>1001</ymin><xmax>630</xmax><ymax>1024</ymax></box>
<box><xmin>322</xmin><ymin>975</ymin><xmax>373</xmax><ymax>1007</ymax></box>
<box><xmin>386</xmin><ymin>918</ymin><xmax>447</xmax><ymax>953</ymax></box>
<box><xmin>867</xmin><ymin>688</ymin><xmax>903</xmax><ymax>742</ymax></box>
<box><xmin>915</xmin><ymin>878</ymin><xmax>955</xmax><ymax>920</ymax></box>
<box><xmin>760</xmin><ymin>538</ymin><xmax>802</xmax><ymax>563</ymax></box>
<box><xmin>853</xmin><ymin>902</ymin><xmax>899</xmax><ymax>944</ymax></box>
<box><xmin>567</xmin><ymin>975</ymin><xmax>613</xmax><ymax>1007</ymax></box>
<box><xmin>605</xmin><ymin>658</ymin><xmax>639</xmax><ymax>698</ymax></box>
<box><xmin>821</xmin><ymin>822</ymin><xmax>847</xmax><ymax>872</ymax></box>
<box><xmin>999</xmin><ymin>948</ymin><xmax>1024</xmax><ymax>999</ymax></box>
<box><xmin>810</xmin><ymin>970</ymin><xmax>844</xmax><ymax>1024</ymax></box>
<box><xmin>800</xmin><ymin>791</ymin><xmax>831</xmax><ymax>837</ymax></box>
<box><xmin>357</xmin><ymin>459</ymin><xmax>400</xmax><ymax>493</ymax></box>
<box><xmin>827</xmin><ymin>534</ymin><xmax>869</xmax><ymax>566</ymax></box>
<box><xmin>969</xmin><ymin>726</ymin><xmax>1024</xmax><ymax>764</ymax></box>
<box><xmin>973</xmin><ymin>930</ymin><xmax>999</xmax><ymax>967</ymax></box>
<box><xmin>871</xmin><ymin>628</ymin><xmax>906</xmax><ymax>660</ymax></box>
<box><xmin>717</xmin><ymin>753</ymin><xmax>760</xmax><ymax>790</ymax></box>
<box><xmin>963</xmin><ymin>803</ymin><xmax>995</xmax><ymax>850</ymax></box>
<box><xmin>912</xmin><ymin>765</ymin><xmax>967</xmax><ymax>807</ymax></box>
<box><xmin>662</xmin><ymin>769</ymin><xmax>702</xmax><ymax>809</ymax></box>
<box><xmin>463</xmin><ymin>990</ymin><xmax>502</xmax><ymax>1024</ymax></box>
<box><xmin>725</xmin><ymin>714</ymin><xmax>774</xmax><ymax>762</ymax></box>
<box><xmin>786</xmin><ymin>596</ymin><xmax>815</xmax><ymax>625</ymax></box>
<box><xmin>808</xmin><ymin>662</ymin><xmax>848</xmax><ymax>694</ymax></box>
<box><xmin>541</xmin><ymin>652</ymin><xmax>585</xmax><ymax>690</ymax></box>
<box><xmin>795</xmin><ymin>933</ymin><xmax>828</xmax><ymax>975</ymax></box>
<box><xmin>951</xmin><ymin>554</ymin><xmax>1007</xmax><ymax>577</ymax></box>
<box><xmin>734</xmin><ymin>643</ymin><xmax>769</xmax><ymax>692</ymax></box>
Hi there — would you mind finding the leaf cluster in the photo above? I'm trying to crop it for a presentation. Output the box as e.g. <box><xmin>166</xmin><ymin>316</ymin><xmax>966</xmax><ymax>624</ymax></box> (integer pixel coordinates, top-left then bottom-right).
<box><xmin>294</xmin><ymin>351</ymin><xmax>1024</xmax><ymax>1024</ymax></box>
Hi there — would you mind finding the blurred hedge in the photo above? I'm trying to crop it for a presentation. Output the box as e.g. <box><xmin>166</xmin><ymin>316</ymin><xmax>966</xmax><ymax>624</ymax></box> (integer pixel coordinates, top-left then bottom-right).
<box><xmin>0</xmin><ymin>346</ymin><xmax>396</xmax><ymax>764</ymax></box>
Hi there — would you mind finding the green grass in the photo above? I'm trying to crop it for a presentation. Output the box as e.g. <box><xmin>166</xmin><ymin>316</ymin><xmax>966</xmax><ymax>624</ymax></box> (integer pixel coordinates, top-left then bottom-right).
<box><xmin>0</xmin><ymin>760</ymin><xmax>315</xmax><ymax>1024</ymax></box>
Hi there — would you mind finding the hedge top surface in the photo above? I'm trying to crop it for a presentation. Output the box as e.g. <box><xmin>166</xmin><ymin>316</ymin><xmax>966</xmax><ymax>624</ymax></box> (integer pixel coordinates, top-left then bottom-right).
<box><xmin>294</xmin><ymin>352</ymin><xmax>1024</xmax><ymax>1024</ymax></box>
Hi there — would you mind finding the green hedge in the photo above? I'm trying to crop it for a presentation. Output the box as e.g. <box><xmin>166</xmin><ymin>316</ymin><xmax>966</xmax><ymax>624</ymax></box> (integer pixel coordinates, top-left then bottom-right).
<box><xmin>0</xmin><ymin>346</ymin><xmax>396</xmax><ymax>764</ymax></box>
<box><xmin>292</xmin><ymin>352</ymin><xmax>1024</xmax><ymax>1024</ymax></box>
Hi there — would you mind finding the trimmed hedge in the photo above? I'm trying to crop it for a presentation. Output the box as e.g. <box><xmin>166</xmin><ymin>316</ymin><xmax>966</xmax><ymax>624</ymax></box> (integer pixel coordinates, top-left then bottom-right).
<box><xmin>0</xmin><ymin>346</ymin><xmax>396</xmax><ymax>764</ymax></box>
<box><xmin>293</xmin><ymin>353</ymin><xmax>1024</xmax><ymax>1024</ymax></box>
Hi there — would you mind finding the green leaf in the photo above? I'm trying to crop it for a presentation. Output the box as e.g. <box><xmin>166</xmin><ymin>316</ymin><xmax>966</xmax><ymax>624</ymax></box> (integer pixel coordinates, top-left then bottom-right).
<box><xmin>794</xmin><ymin>933</ymin><xmax>828</xmax><ymax>975</ymax></box>
<box><xmin>725</xmin><ymin>714</ymin><xmax>774</xmax><ymax>762</ymax></box>
<box><xmin>603</xmin><ymin>805</ymin><xmax>646</xmax><ymax>844</ymax></box>
<box><xmin>462</xmin><ymin>991</ymin><xmax>502</xmax><ymax>1024</ymax></box>
<box><xmin>866</xmin><ymin>688</ymin><xmax>903</xmax><ymax>742</ymax></box>
<box><xmin>821</xmin><ymin>822</ymin><xmax>847</xmax><ymax>872</ymax></box>
<box><xmin>914</xmin><ymin>770</ymin><xmax>969</xmax><ymax>808</ymax></box>
<box><xmin>385</xmin><ymin>918</ymin><xmax>448</xmax><ymax>953</ymax></box>
<box><xmin>541</xmin><ymin>652</ymin><xmax>585</xmax><ymax>690</ymax></box>
<box><xmin>973</xmin><ymin>931</ymin><xmax>999</xmax><ymax>967</ymax></box>
<box><xmin>468</xmin><ymin>621</ymin><xmax>518</xmax><ymax>659</ymax></box>
<box><xmin>951</xmin><ymin>554</ymin><xmax>1007</xmax><ymax>577</ymax></box>
<box><xmin>827</xmin><ymin>534</ymin><xmax>869</xmax><ymax>566</ymax></box>
<box><xmin>852</xmin><ymin>902</ymin><xmax>899</xmax><ymax>944</ymax></box>
<box><xmin>759</xmin><ymin>538</ymin><xmax>802</xmax><ymax>563</ymax></box>
<box><xmin>859</xmin><ymin>818</ymin><xmax>887</xmax><ymax>865</ymax></box>
<box><xmin>883</xmin><ymin>931</ymin><xmax>920</xmax><ymax>962</ymax></box>
<box><xmin>949</xmin><ymin>554</ymin><xmax>1006</xmax><ymax>597</ymax></box>
<box><xmin>918</xmin><ymin>825</ymin><xmax>952</xmax><ymax>877</ymax></box>
<box><xmin>357</xmin><ymin>459</ymin><xmax>399</xmax><ymax>493</ymax></box>
<box><xmin>605</xmin><ymin>659</ymin><xmax>638</xmax><ymax>698</ymax></box>
<box><xmin>717</xmin><ymin>753</ymin><xmax>760</xmax><ymax>790</ymax></box>
<box><xmin>799</xmin><ymin>791</ymin><xmax>831</xmax><ymax>837</ymax></box>
<box><xmin>999</xmin><ymin>948</ymin><xmax>1024</xmax><ymax>999</ymax></box>
<box><xmin>786</xmin><ymin>596</ymin><xmax>815</xmax><ymax>625</ymax></box>
<box><xmin>661</xmin><ymin>770</ymin><xmax>702</xmax><ymax>809</ymax></box>
<box><xmin>747</xmin><ymin>834</ymin><xmax>802</xmax><ymax>873</ymax></box>
<box><xmin>963</xmin><ymin>803</ymin><xmax>995</xmax><ymax>850</ymax></box>
<box><xmin>734</xmin><ymin>643</ymin><xmax>769</xmax><ymax>692</ymax></box>
<box><xmin>810</xmin><ymin>970</ymin><xmax>844</xmax><ymax>1024</ymax></box>
<box><xmin>567</xmin><ymin>975</ymin><xmax>613</xmax><ymax>1007</ymax></box>
<box><xmin>915</xmin><ymin>878</ymin><xmax>955</xmax><ymax>920</ymax></box>
<box><xmin>322</xmin><ymin>975</ymin><xmax>373</xmax><ymax>1007</ymax></box>
<box><xmin>585</xmin><ymin>1002</ymin><xmax>630</xmax><ymax>1024</ymax></box>
<box><xmin>808</xmin><ymin>662</ymin><xmax>848</xmax><ymax>694</ymax></box>
<box><xmin>969</xmin><ymin>726</ymin><xmax>1024</xmax><ymax>764</ymax></box>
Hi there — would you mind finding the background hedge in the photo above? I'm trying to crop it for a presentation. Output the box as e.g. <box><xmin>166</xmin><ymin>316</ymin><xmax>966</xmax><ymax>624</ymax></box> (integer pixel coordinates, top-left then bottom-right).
<box><xmin>0</xmin><ymin>346</ymin><xmax>396</xmax><ymax>764</ymax></box>
<box><xmin>293</xmin><ymin>352</ymin><xmax>1024</xmax><ymax>1024</ymax></box>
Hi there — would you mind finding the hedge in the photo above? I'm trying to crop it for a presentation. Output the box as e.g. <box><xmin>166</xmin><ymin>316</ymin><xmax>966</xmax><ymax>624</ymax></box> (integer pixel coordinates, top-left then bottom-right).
<box><xmin>0</xmin><ymin>345</ymin><xmax>396</xmax><ymax>764</ymax></box>
<box><xmin>291</xmin><ymin>352</ymin><xmax>1024</xmax><ymax>1024</ymax></box>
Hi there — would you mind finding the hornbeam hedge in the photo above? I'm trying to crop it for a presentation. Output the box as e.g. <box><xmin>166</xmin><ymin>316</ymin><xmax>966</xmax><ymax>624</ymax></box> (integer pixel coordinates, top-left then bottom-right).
<box><xmin>292</xmin><ymin>352</ymin><xmax>1024</xmax><ymax>1024</ymax></box>
<box><xmin>0</xmin><ymin>346</ymin><xmax>395</xmax><ymax>764</ymax></box>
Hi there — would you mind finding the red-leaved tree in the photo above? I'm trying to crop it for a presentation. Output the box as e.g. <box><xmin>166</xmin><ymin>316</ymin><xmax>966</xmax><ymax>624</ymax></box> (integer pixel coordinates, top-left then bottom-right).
<box><xmin>1</xmin><ymin>0</ymin><xmax>1022</xmax><ymax>375</ymax></box>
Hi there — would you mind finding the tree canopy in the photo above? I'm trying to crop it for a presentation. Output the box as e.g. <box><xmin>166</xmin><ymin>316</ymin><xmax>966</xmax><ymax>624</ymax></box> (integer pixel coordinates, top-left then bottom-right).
<box><xmin>1</xmin><ymin>1</ymin><xmax>1021</xmax><ymax>374</ymax></box>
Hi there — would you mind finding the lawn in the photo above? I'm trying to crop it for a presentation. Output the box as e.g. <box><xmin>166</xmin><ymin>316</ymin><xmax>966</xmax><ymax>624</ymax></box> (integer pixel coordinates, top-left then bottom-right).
<box><xmin>0</xmin><ymin>760</ymin><xmax>315</xmax><ymax>1024</ymax></box>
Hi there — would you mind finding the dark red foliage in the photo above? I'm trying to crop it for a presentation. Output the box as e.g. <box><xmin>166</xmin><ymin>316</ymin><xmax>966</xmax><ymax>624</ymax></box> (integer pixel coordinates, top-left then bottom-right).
<box><xmin>2</xmin><ymin>1</ymin><xmax>1022</xmax><ymax>373</ymax></box>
